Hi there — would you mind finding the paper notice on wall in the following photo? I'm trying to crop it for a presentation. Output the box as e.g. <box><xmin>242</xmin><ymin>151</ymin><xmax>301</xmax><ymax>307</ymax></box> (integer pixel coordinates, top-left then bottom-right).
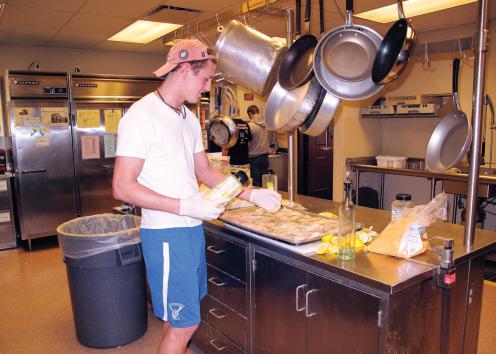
<box><xmin>81</xmin><ymin>135</ymin><xmax>100</xmax><ymax>159</ymax></box>
<box><xmin>77</xmin><ymin>110</ymin><xmax>100</xmax><ymax>128</ymax></box>
<box><xmin>41</xmin><ymin>107</ymin><xmax>69</xmax><ymax>126</ymax></box>
<box><xmin>36</xmin><ymin>136</ymin><xmax>50</xmax><ymax>147</ymax></box>
<box><xmin>103</xmin><ymin>134</ymin><xmax>117</xmax><ymax>158</ymax></box>
<box><xmin>104</xmin><ymin>109</ymin><xmax>122</xmax><ymax>133</ymax></box>
<box><xmin>0</xmin><ymin>212</ymin><xmax>10</xmax><ymax>223</ymax></box>
<box><xmin>0</xmin><ymin>180</ymin><xmax>7</xmax><ymax>192</ymax></box>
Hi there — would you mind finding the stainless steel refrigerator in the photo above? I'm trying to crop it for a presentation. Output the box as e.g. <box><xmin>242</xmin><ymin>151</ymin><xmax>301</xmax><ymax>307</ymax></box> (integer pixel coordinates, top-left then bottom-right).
<box><xmin>70</xmin><ymin>74</ymin><xmax>161</xmax><ymax>216</ymax></box>
<box><xmin>5</xmin><ymin>71</ymin><xmax>77</xmax><ymax>244</ymax></box>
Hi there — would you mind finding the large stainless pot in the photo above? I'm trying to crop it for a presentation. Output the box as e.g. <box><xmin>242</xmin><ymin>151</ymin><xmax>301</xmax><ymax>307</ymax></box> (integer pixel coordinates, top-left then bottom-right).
<box><xmin>215</xmin><ymin>20</ymin><xmax>287</xmax><ymax>97</ymax></box>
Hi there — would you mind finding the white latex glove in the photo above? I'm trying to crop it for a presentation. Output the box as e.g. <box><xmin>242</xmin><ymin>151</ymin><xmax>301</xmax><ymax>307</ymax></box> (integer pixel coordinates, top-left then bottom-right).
<box><xmin>249</xmin><ymin>189</ymin><xmax>282</xmax><ymax>212</ymax></box>
<box><xmin>179</xmin><ymin>191</ymin><xmax>227</xmax><ymax>221</ymax></box>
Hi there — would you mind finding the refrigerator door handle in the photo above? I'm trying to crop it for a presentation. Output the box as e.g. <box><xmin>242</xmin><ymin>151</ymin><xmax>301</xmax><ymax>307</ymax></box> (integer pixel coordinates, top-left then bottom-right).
<box><xmin>102</xmin><ymin>164</ymin><xmax>115</xmax><ymax>169</ymax></box>
<box><xmin>17</xmin><ymin>169</ymin><xmax>47</xmax><ymax>175</ymax></box>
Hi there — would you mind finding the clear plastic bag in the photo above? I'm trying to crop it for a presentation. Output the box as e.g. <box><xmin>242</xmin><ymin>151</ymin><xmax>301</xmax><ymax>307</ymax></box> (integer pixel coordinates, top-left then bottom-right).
<box><xmin>367</xmin><ymin>193</ymin><xmax>447</xmax><ymax>258</ymax></box>
<box><xmin>57</xmin><ymin>214</ymin><xmax>141</xmax><ymax>259</ymax></box>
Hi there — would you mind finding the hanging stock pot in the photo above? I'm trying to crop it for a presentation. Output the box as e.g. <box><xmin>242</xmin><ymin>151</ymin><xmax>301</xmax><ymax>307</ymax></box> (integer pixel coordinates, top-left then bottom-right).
<box><xmin>215</xmin><ymin>20</ymin><xmax>287</xmax><ymax>97</ymax></box>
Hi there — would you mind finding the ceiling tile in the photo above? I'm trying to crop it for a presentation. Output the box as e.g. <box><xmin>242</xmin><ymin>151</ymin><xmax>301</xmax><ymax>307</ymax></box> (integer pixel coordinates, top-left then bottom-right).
<box><xmin>79</xmin><ymin>0</ymin><xmax>162</xmax><ymax>19</ymax></box>
<box><xmin>93</xmin><ymin>40</ymin><xmax>146</xmax><ymax>52</ymax></box>
<box><xmin>158</xmin><ymin>0</ymin><xmax>243</xmax><ymax>13</ymax></box>
<box><xmin>0</xmin><ymin>4</ymin><xmax>73</xmax><ymax>42</ymax></box>
<box><xmin>49</xmin><ymin>12</ymin><xmax>134</xmax><ymax>47</ymax></box>
<box><xmin>5</xmin><ymin>0</ymin><xmax>86</xmax><ymax>12</ymax></box>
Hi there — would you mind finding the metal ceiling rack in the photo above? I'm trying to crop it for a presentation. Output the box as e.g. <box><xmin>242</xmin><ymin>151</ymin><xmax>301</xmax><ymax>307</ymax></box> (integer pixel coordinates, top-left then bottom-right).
<box><xmin>412</xmin><ymin>37</ymin><xmax>473</xmax><ymax>57</ymax></box>
<box><xmin>160</xmin><ymin>0</ymin><xmax>286</xmax><ymax>46</ymax></box>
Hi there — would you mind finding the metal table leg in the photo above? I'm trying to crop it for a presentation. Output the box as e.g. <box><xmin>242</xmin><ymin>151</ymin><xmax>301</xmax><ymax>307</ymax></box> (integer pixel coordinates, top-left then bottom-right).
<box><xmin>380</xmin><ymin>173</ymin><xmax>385</xmax><ymax>210</ymax></box>
<box><xmin>452</xmin><ymin>194</ymin><xmax>459</xmax><ymax>224</ymax></box>
<box><xmin>355</xmin><ymin>170</ymin><xmax>360</xmax><ymax>205</ymax></box>
<box><xmin>430</xmin><ymin>178</ymin><xmax>437</xmax><ymax>199</ymax></box>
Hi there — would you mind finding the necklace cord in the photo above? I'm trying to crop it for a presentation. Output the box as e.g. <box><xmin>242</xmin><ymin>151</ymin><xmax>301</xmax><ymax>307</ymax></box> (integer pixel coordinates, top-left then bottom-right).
<box><xmin>155</xmin><ymin>90</ymin><xmax>186</xmax><ymax>119</ymax></box>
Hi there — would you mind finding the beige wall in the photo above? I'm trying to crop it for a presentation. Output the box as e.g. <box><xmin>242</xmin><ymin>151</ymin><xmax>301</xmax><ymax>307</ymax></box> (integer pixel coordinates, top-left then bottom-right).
<box><xmin>0</xmin><ymin>43</ymin><xmax>164</xmax><ymax>76</ymax></box>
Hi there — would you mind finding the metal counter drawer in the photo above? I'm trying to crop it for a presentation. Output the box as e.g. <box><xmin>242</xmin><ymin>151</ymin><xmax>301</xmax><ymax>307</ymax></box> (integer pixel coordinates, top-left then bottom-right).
<box><xmin>205</xmin><ymin>232</ymin><xmax>246</xmax><ymax>282</ymax></box>
<box><xmin>207</xmin><ymin>265</ymin><xmax>246</xmax><ymax>317</ymax></box>
<box><xmin>193</xmin><ymin>321</ymin><xmax>245</xmax><ymax>354</ymax></box>
<box><xmin>201</xmin><ymin>295</ymin><xmax>247</xmax><ymax>349</ymax></box>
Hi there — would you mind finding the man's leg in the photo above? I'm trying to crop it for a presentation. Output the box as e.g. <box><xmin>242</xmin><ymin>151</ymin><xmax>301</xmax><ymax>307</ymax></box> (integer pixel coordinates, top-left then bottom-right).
<box><xmin>158</xmin><ymin>325</ymin><xmax>198</xmax><ymax>354</ymax></box>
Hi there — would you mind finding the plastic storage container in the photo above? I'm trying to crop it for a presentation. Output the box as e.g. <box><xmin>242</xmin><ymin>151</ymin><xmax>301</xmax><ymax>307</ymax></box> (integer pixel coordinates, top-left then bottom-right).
<box><xmin>391</xmin><ymin>194</ymin><xmax>415</xmax><ymax>221</ymax></box>
<box><xmin>376</xmin><ymin>155</ymin><xmax>408</xmax><ymax>168</ymax></box>
<box><xmin>57</xmin><ymin>214</ymin><xmax>147</xmax><ymax>348</ymax></box>
<box><xmin>262</xmin><ymin>169</ymin><xmax>278</xmax><ymax>192</ymax></box>
<box><xmin>203</xmin><ymin>170</ymin><xmax>249</xmax><ymax>206</ymax></box>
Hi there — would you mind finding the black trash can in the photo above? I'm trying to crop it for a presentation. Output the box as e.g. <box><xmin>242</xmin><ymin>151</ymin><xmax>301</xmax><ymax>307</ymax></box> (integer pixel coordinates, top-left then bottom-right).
<box><xmin>57</xmin><ymin>214</ymin><xmax>147</xmax><ymax>348</ymax></box>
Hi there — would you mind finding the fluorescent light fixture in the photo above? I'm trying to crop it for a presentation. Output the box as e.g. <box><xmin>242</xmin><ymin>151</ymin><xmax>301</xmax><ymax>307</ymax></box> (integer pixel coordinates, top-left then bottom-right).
<box><xmin>108</xmin><ymin>20</ymin><xmax>182</xmax><ymax>44</ymax></box>
<box><xmin>355</xmin><ymin>0</ymin><xmax>477</xmax><ymax>24</ymax></box>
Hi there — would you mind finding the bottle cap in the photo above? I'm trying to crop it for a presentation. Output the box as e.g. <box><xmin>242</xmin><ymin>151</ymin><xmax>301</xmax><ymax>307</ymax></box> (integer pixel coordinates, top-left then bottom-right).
<box><xmin>396</xmin><ymin>193</ymin><xmax>412</xmax><ymax>201</ymax></box>
<box><xmin>265</xmin><ymin>169</ymin><xmax>275</xmax><ymax>175</ymax></box>
<box><xmin>234</xmin><ymin>170</ymin><xmax>249</xmax><ymax>186</ymax></box>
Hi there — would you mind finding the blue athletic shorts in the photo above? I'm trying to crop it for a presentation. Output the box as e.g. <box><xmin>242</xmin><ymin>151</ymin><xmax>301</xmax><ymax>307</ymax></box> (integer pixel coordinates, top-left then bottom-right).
<box><xmin>140</xmin><ymin>225</ymin><xmax>207</xmax><ymax>328</ymax></box>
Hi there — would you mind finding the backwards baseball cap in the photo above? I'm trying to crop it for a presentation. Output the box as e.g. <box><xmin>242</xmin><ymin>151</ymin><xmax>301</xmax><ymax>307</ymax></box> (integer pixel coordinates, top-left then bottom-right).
<box><xmin>153</xmin><ymin>39</ymin><xmax>215</xmax><ymax>78</ymax></box>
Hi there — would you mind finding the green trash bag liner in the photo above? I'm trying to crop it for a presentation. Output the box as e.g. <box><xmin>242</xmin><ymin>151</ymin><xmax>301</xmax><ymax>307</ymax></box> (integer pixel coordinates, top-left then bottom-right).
<box><xmin>57</xmin><ymin>214</ymin><xmax>141</xmax><ymax>259</ymax></box>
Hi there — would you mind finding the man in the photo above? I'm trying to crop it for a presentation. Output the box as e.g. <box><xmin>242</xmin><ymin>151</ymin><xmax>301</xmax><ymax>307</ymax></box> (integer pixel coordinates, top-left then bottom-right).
<box><xmin>221</xmin><ymin>117</ymin><xmax>252</xmax><ymax>167</ymax></box>
<box><xmin>246</xmin><ymin>105</ymin><xmax>271</xmax><ymax>187</ymax></box>
<box><xmin>112</xmin><ymin>39</ymin><xmax>281</xmax><ymax>354</ymax></box>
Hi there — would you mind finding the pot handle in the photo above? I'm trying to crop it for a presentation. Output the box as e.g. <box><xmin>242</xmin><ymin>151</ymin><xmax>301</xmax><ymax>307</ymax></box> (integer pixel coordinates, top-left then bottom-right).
<box><xmin>295</xmin><ymin>0</ymin><xmax>302</xmax><ymax>37</ymax></box>
<box><xmin>452</xmin><ymin>58</ymin><xmax>461</xmax><ymax>110</ymax></box>
<box><xmin>397</xmin><ymin>0</ymin><xmax>406</xmax><ymax>21</ymax></box>
<box><xmin>319</xmin><ymin>0</ymin><xmax>324</xmax><ymax>34</ymax></box>
<box><xmin>304</xmin><ymin>0</ymin><xmax>311</xmax><ymax>23</ymax></box>
<box><xmin>345</xmin><ymin>0</ymin><xmax>354</xmax><ymax>27</ymax></box>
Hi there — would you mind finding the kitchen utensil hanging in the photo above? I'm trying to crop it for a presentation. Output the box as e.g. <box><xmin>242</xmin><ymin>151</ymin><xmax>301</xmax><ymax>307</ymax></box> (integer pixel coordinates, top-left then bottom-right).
<box><xmin>208</xmin><ymin>114</ymin><xmax>238</xmax><ymax>148</ymax></box>
<box><xmin>299</xmin><ymin>86</ymin><xmax>340</xmax><ymax>136</ymax></box>
<box><xmin>372</xmin><ymin>0</ymin><xmax>416</xmax><ymax>84</ymax></box>
<box><xmin>313</xmin><ymin>0</ymin><xmax>383</xmax><ymax>100</ymax></box>
<box><xmin>214</xmin><ymin>20</ymin><xmax>287</xmax><ymax>97</ymax></box>
<box><xmin>278</xmin><ymin>0</ymin><xmax>318</xmax><ymax>89</ymax></box>
<box><xmin>425</xmin><ymin>58</ymin><xmax>472</xmax><ymax>172</ymax></box>
<box><xmin>265</xmin><ymin>78</ymin><xmax>322</xmax><ymax>134</ymax></box>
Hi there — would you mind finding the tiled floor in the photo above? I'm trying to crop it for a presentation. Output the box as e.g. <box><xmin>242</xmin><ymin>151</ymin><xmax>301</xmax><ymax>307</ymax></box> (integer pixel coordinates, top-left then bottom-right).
<box><xmin>1</xmin><ymin>237</ymin><xmax>495</xmax><ymax>353</ymax></box>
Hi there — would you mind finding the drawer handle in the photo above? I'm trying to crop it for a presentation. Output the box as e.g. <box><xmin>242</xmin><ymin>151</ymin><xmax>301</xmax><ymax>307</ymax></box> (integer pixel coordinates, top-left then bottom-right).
<box><xmin>208</xmin><ymin>277</ymin><xmax>227</xmax><ymax>287</ymax></box>
<box><xmin>209</xmin><ymin>338</ymin><xmax>227</xmax><ymax>351</ymax></box>
<box><xmin>295</xmin><ymin>284</ymin><xmax>307</xmax><ymax>312</ymax></box>
<box><xmin>209</xmin><ymin>308</ymin><xmax>227</xmax><ymax>319</ymax></box>
<box><xmin>207</xmin><ymin>245</ymin><xmax>226</xmax><ymax>254</ymax></box>
<box><xmin>305</xmin><ymin>289</ymin><xmax>319</xmax><ymax>318</ymax></box>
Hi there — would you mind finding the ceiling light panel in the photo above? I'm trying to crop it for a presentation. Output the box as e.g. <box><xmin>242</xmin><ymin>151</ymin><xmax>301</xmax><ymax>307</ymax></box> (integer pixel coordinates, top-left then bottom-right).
<box><xmin>108</xmin><ymin>20</ymin><xmax>181</xmax><ymax>44</ymax></box>
<box><xmin>355</xmin><ymin>0</ymin><xmax>477</xmax><ymax>24</ymax></box>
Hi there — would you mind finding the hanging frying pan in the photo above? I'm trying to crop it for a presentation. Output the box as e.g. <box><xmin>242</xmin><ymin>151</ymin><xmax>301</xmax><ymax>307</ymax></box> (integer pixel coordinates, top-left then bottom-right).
<box><xmin>313</xmin><ymin>0</ymin><xmax>383</xmax><ymax>100</ymax></box>
<box><xmin>425</xmin><ymin>58</ymin><xmax>472</xmax><ymax>172</ymax></box>
<box><xmin>372</xmin><ymin>0</ymin><xmax>416</xmax><ymax>85</ymax></box>
<box><xmin>278</xmin><ymin>0</ymin><xmax>318</xmax><ymax>89</ymax></box>
<box><xmin>265</xmin><ymin>77</ymin><xmax>322</xmax><ymax>134</ymax></box>
<box><xmin>208</xmin><ymin>115</ymin><xmax>238</xmax><ymax>148</ymax></box>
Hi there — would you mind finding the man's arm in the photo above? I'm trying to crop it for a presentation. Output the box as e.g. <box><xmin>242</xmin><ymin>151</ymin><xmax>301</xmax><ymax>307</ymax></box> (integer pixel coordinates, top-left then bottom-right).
<box><xmin>194</xmin><ymin>150</ymin><xmax>253</xmax><ymax>200</ymax></box>
<box><xmin>112</xmin><ymin>156</ymin><xmax>180</xmax><ymax>214</ymax></box>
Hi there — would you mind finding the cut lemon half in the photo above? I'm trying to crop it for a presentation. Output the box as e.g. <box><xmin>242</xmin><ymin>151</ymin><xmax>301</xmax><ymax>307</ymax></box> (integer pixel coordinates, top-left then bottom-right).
<box><xmin>316</xmin><ymin>242</ymin><xmax>330</xmax><ymax>255</ymax></box>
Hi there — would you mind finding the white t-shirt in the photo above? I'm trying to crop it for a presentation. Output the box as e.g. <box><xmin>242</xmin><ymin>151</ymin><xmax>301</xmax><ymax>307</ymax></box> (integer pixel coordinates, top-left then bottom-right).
<box><xmin>116</xmin><ymin>92</ymin><xmax>204</xmax><ymax>229</ymax></box>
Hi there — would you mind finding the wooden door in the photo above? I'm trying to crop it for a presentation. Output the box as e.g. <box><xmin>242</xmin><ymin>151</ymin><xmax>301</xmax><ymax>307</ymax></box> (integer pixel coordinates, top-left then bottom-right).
<box><xmin>298</xmin><ymin>128</ymin><xmax>333</xmax><ymax>199</ymax></box>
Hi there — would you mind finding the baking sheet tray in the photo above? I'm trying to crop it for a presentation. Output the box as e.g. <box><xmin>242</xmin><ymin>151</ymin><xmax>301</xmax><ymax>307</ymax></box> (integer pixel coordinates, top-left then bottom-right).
<box><xmin>220</xmin><ymin>206</ymin><xmax>353</xmax><ymax>245</ymax></box>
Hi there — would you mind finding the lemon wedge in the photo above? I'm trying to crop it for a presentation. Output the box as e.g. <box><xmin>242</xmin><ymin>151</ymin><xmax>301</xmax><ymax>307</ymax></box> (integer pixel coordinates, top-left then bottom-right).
<box><xmin>316</xmin><ymin>242</ymin><xmax>330</xmax><ymax>255</ymax></box>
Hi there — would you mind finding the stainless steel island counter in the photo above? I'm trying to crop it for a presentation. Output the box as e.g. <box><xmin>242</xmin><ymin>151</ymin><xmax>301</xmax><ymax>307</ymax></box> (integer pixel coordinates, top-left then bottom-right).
<box><xmin>193</xmin><ymin>194</ymin><xmax>496</xmax><ymax>354</ymax></box>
